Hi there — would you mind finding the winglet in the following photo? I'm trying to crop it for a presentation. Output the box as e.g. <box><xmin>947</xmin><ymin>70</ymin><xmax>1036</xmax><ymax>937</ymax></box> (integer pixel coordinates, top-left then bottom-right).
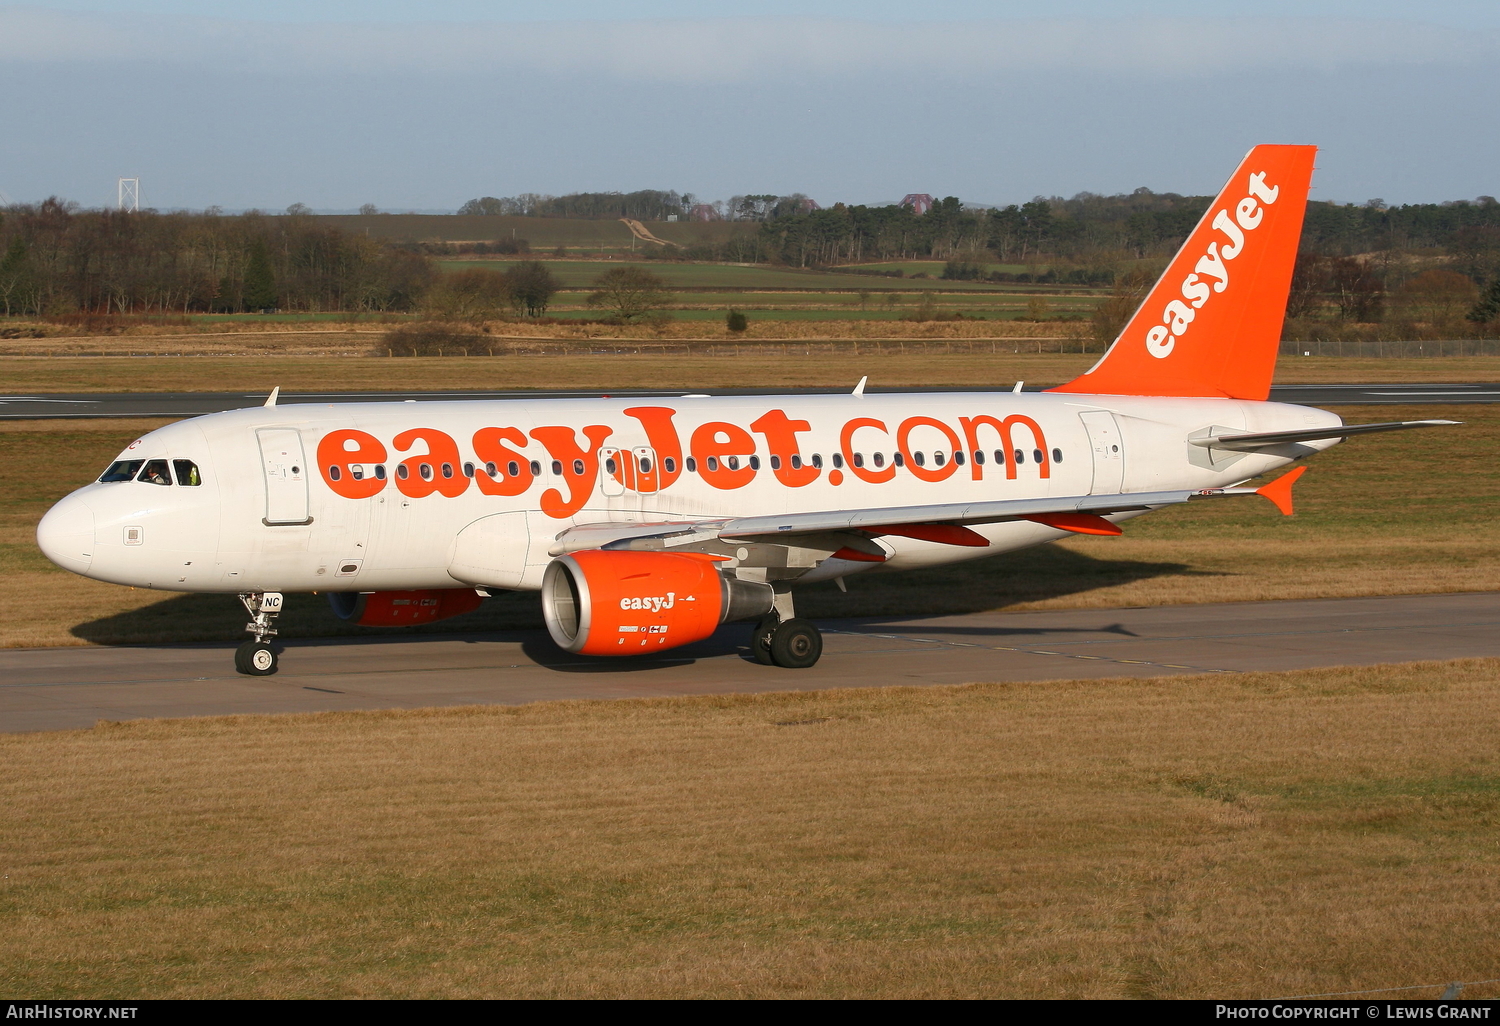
<box><xmin>263</xmin><ymin>386</ymin><xmax>280</xmax><ymax>408</ymax></box>
<box><xmin>852</xmin><ymin>376</ymin><xmax>867</xmax><ymax>397</ymax></box>
<box><xmin>1256</xmin><ymin>465</ymin><xmax>1306</xmax><ymax>515</ymax></box>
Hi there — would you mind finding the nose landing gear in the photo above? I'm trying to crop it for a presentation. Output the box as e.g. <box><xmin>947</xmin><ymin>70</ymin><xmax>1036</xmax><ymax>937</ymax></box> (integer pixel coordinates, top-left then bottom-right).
<box><xmin>236</xmin><ymin>591</ymin><xmax>283</xmax><ymax>675</ymax></box>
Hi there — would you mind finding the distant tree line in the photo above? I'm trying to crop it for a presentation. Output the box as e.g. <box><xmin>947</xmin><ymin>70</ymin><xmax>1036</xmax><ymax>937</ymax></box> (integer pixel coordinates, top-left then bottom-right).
<box><xmin>456</xmin><ymin>190</ymin><xmax>819</xmax><ymax>222</ymax></box>
<box><xmin>0</xmin><ymin>199</ymin><xmax>433</xmax><ymax>316</ymax></box>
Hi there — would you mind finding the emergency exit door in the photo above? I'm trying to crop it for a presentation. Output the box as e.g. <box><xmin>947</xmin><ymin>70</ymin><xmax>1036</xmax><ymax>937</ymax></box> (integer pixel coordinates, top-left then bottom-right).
<box><xmin>1078</xmin><ymin>411</ymin><xmax>1124</xmax><ymax>494</ymax></box>
<box><xmin>257</xmin><ymin>428</ymin><xmax>311</xmax><ymax>525</ymax></box>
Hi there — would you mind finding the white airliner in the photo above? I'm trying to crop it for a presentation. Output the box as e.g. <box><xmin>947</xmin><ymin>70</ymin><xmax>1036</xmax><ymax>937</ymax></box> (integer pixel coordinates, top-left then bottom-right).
<box><xmin>37</xmin><ymin>146</ymin><xmax>1453</xmax><ymax>675</ymax></box>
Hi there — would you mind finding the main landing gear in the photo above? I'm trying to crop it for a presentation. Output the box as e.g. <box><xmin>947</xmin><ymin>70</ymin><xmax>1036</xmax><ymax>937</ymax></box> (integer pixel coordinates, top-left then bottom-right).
<box><xmin>236</xmin><ymin>591</ymin><xmax>283</xmax><ymax>676</ymax></box>
<box><xmin>751</xmin><ymin>617</ymin><xmax>823</xmax><ymax>668</ymax></box>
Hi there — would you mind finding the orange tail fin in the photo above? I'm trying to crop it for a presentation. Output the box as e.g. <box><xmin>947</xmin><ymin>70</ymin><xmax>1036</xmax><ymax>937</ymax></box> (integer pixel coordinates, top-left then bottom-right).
<box><xmin>1050</xmin><ymin>144</ymin><xmax>1316</xmax><ymax>400</ymax></box>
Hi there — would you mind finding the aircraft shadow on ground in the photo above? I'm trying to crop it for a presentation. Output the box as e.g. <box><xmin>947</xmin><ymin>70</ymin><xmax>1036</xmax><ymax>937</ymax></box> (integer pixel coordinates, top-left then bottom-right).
<box><xmin>70</xmin><ymin>545</ymin><xmax>1204</xmax><ymax>657</ymax></box>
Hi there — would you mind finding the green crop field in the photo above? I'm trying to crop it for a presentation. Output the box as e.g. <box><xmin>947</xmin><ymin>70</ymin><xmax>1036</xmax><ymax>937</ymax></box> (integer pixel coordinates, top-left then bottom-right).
<box><xmin>433</xmin><ymin>258</ymin><xmax>1039</xmax><ymax>292</ymax></box>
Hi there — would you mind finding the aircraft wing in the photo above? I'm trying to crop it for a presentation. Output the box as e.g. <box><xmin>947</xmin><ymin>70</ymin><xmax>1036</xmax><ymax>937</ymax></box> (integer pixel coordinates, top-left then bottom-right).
<box><xmin>1189</xmin><ymin>419</ymin><xmax>1458</xmax><ymax>451</ymax></box>
<box><xmin>550</xmin><ymin>486</ymin><xmax>1241</xmax><ymax>557</ymax></box>
<box><xmin>717</xmin><ymin>489</ymin><xmax>1202</xmax><ymax>541</ymax></box>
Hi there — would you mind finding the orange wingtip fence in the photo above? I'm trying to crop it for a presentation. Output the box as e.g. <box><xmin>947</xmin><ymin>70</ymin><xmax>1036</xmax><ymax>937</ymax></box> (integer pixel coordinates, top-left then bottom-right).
<box><xmin>1255</xmin><ymin>465</ymin><xmax>1307</xmax><ymax>516</ymax></box>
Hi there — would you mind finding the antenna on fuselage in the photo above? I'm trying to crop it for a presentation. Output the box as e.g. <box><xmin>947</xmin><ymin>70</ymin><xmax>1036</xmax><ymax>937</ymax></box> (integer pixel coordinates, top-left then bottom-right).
<box><xmin>1012</xmin><ymin>381</ymin><xmax>1024</xmax><ymax>393</ymax></box>
<box><xmin>264</xmin><ymin>386</ymin><xmax>280</xmax><ymax>408</ymax></box>
<box><xmin>852</xmin><ymin>376</ymin><xmax>867</xmax><ymax>397</ymax></box>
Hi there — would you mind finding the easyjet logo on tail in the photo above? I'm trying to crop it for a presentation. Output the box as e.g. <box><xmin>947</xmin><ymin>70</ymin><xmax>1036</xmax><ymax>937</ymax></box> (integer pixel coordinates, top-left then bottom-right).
<box><xmin>1049</xmin><ymin>143</ymin><xmax>1316</xmax><ymax>401</ymax></box>
<box><xmin>1147</xmin><ymin>172</ymin><xmax>1279</xmax><ymax>360</ymax></box>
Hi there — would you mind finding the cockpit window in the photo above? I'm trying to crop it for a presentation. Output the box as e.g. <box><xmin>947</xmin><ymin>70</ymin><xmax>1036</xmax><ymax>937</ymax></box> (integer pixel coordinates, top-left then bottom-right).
<box><xmin>173</xmin><ymin>459</ymin><xmax>202</xmax><ymax>486</ymax></box>
<box><xmin>99</xmin><ymin>459</ymin><xmax>145</xmax><ymax>483</ymax></box>
<box><xmin>139</xmin><ymin>459</ymin><xmax>172</xmax><ymax>486</ymax></box>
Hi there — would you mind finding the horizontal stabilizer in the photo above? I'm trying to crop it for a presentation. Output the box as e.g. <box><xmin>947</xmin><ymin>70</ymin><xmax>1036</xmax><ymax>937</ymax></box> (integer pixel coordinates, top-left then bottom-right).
<box><xmin>1190</xmin><ymin>419</ymin><xmax>1459</xmax><ymax>451</ymax></box>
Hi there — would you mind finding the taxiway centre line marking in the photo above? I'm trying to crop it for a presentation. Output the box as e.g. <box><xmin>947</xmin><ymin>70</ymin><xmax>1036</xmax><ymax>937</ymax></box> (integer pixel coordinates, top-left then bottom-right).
<box><xmin>1366</xmin><ymin>391</ymin><xmax>1500</xmax><ymax>396</ymax></box>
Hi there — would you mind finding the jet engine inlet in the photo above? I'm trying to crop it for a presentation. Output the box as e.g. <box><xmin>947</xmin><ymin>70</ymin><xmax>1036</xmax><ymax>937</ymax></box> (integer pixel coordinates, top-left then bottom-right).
<box><xmin>542</xmin><ymin>549</ymin><xmax>773</xmax><ymax>656</ymax></box>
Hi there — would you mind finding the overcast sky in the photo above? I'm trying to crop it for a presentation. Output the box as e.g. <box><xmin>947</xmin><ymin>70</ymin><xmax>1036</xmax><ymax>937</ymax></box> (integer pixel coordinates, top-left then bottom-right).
<box><xmin>3</xmin><ymin>1</ymin><xmax>1497</xmax><ymax>212</ymax></box>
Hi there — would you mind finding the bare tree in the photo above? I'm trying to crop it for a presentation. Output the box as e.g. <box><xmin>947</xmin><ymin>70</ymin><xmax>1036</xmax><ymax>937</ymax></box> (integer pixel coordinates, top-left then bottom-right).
<box><xmin>587</xmin><ymin>266</ymin><xmax>673</xmax><ymax>324</ymax></box>
<box><xmin>505</xmin><ymin>260</ymin><xmax>559</xmax><ymax>317</ymax></box>
<box><xmin>424</xmin><ymin>268</ymin><xmax>509</xmax><ymax>322</ymax></box>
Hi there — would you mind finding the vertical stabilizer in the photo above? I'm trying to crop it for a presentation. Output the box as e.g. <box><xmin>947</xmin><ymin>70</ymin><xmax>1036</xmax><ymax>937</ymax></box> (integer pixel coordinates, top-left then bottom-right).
<box><xmin>1050</xmin><ymin>144</ymin><xmax>1316</xmax><ymax>400</ymax></box>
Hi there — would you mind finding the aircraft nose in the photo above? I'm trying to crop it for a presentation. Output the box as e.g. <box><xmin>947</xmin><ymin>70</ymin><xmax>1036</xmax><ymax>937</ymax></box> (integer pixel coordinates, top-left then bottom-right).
<box><xmin>37</xmin><ymin>494</ymin><xmax>95</xmax><ymax>575</ymax></box>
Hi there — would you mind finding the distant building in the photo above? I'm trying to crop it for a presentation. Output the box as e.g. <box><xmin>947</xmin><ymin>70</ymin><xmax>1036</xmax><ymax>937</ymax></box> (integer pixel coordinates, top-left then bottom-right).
<box><xmin>900</xmin><ymin>193</ymin><xmax>934</xmax><ymax>215</ymax></box>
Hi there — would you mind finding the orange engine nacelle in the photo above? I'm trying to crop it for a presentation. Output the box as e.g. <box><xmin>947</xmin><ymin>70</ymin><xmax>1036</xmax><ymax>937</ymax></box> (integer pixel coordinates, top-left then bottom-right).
<box><xmin>542</xmin><ymin>549</ymin><xmax>774</xmax><ymax>656</ymax></box>
<box><xmin>328</xmin><ymin>589</ymin><xmax>484</xmax><ymax>627</ymax></box>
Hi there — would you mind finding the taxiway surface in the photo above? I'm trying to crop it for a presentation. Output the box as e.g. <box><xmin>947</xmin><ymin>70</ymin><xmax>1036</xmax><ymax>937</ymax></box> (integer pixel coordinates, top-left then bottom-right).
<box><xmin>1</xmin><ymin>382</ymin><xmax>1495</xmax><ymax>419</ymax></box>
<box><xmin>4</xmin><ymin>592</ymin><xmax>1496</xmax><ymax>734</ymax></box>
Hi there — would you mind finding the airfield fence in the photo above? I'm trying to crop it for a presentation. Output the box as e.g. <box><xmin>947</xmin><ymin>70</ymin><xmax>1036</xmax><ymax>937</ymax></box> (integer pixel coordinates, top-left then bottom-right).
<box><xmin>1279</xmin><ymin>338</ymin><xmax>1500</xmax><ymax>357</ymax></box>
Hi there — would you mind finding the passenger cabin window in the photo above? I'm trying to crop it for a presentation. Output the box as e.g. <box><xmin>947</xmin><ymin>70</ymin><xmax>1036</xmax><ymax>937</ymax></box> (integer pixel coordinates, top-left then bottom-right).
<box><xmin>811</xmin><ymin>454</ymin><xmax>823</xmax><ymax>469</ymax></box>
<box><xmin>892</xmin><ymin>452</ymin><xmax>904</xmax><ymax>467</ymax></box>
<box><xmin>1032</xmin><ymin>449</ymin><xmax>1044</xmax><ymax>464</ymax></box>
<box><xmin>952</xmin><ymin>451</ymin><xmax>963</xmax><ymax>466</ymax></box>
<box><xmin>551</xmin><ymin>460</ymin><xmax>563</xmax><ymax>476</ymax></box>
<box><xmin>441</xmin><ymin>463</ymin><xmax>454</xmax><ymax>479</ymax></box>
<box><xmin>605</xmin><ymin>457</ymin><xmax>618</xmax><ymax>476</ymax></box>
<box><xmin>852</xmin><ymin>453</ymin><xmax>864</xmax><ymax>468</ymax></box>
<box><xmin>1052</xmin><ymin>448</ymin><xmax>1063</xmax><ymax>463</ymax></box>
<box><xmin>529</xmin><ymin>461</ymin><xmax>542</xmax><ymax>477</ymax></box>
<box><xmin>831</xmin><ymin>453</ymin><xmax>844</xmax><ymax>469</ymax></box>
<box><xmin>573</xmin><ymin>459</ymin><xmax>586</xmax><ymax>476</ymax></box>
<box><xmin>913</xmin><ymin>452</ymin><xmax>926</xmax><ymax>467</ymax></box>
<box><xmin>375</xmin><ymin>465</ymin><xmax>387</xmax><ymax>480</ymax></box>
<box><xmin>1014</xmin><ymin>450</ymin><xmax>1025</xmax><ymax>465</ymax></box>
<box><xmin>99</xmin><ymin>459</ymin><xmax>145</xmax><ymax>483</ymax></box>
<box><xmin>173</xmin><ymin>459</ymin><xmax>202</xmax><ymax>486</ymax></box>
<box><xmin>685</xmin><ymin>457</ymin><xmax>697</xmax><ymax>472</ymax></box>
<box><xmin>139</xmin><ymin>459</ymin><xmax>172</xmax><ymax>486</ymax></box>
<box><xmin>663</xmin><ymin>457</ymin><xmax>676</xmax><ymax>474</ymax></box>
<box><xmin>934</xmin><ymin>451</ymin><xmax>946</xmax><ymax>467</ymax></box>
<box><xmin>419</xmin><ymin>463</ymin><xmax>434</xmax><ymax>481</ymax></box>
<box><xmin>748</xmin><ymin>455</ymin><xmax>759</xmax><ymax>470</ymax></box>
<box><xmin>397</xmin><ymin>465</ymin><xmax>409</xmax><ymax>479</ymax></box>
<box><xmin>872</xmin><ymin>453</ymin><xmax>885</xmax><ymax>468</ymax></box>
<box><xmin>769</xmin><ymin>455</ymin><xmax>782</xmax><ymax>470</ymax></box>
<box><xmin>973</xmin><ymin>450</ymin><xmax>984</xmax><ymax>465</ymax></box>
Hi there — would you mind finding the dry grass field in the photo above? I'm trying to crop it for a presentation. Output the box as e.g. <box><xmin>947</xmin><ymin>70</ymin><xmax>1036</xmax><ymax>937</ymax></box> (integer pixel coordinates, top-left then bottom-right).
<box><xmin>3</xmin><ymin>658</ymin><xmax>1498</xmax><ymax>999</ymax></box>
<box><xmin>0</xmin><ymin>401</ymin><xmax>1493</xmax><ymax>649</ymax></box>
